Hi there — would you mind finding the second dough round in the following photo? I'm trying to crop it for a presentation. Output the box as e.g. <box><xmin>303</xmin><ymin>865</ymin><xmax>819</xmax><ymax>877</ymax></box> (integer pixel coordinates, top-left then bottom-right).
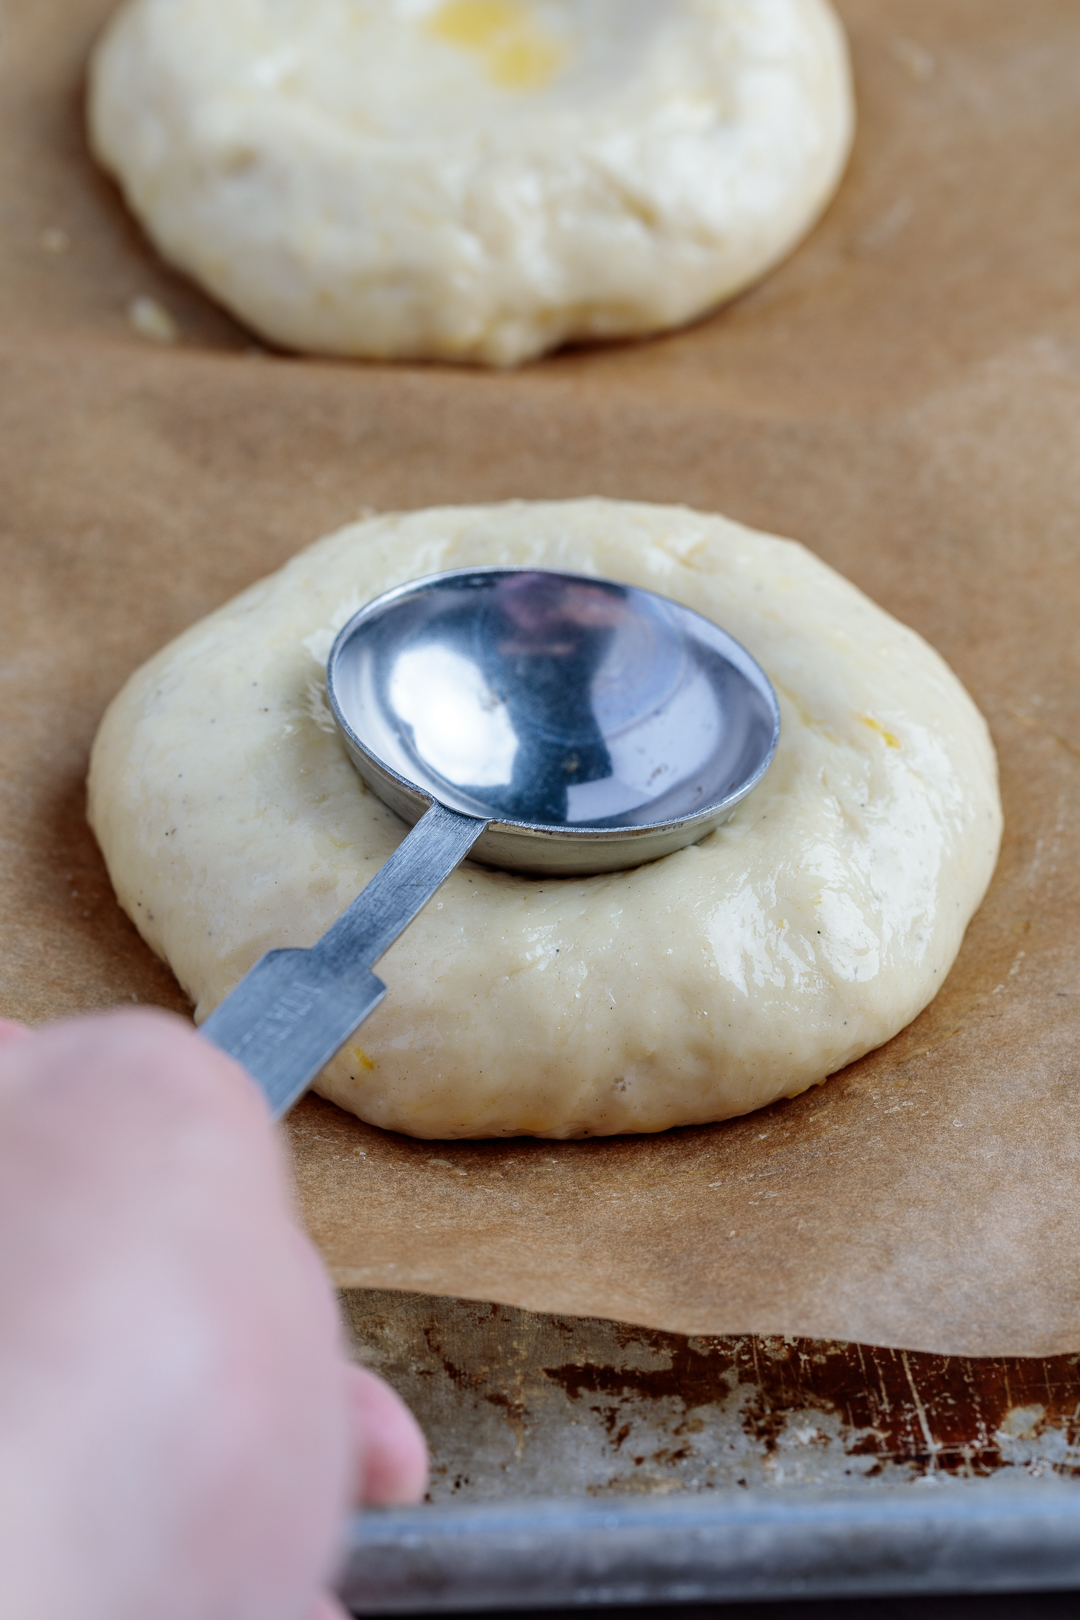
<box><xmin>88</xmin><ymin>0</ymin><xmax>854</xmax><ymax>365</ymax></box>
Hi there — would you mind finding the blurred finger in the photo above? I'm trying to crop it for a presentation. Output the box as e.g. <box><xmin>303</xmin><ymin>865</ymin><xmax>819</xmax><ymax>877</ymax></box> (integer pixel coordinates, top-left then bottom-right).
<box><xmin>347</xmin><ymin>1364</ymin><xmax>428</xmax><ymax>1506</ymax></box>
<box><xmin>0</xmin><ymin>1019</ymin><xmax>32</xmax><ymax>1050</ymax></box>
<box><xmin>304</xmin><ymin>1594</ymin><xmax>352</xmax><ymax>1620</ymax></box>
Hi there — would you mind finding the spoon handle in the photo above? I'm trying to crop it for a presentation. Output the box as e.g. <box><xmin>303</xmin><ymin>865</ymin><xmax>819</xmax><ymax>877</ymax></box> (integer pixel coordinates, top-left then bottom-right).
<box><xmin>200</xmin><ymin>803</ymin><xmax>488</xmax><ymax>1119</ymax></box>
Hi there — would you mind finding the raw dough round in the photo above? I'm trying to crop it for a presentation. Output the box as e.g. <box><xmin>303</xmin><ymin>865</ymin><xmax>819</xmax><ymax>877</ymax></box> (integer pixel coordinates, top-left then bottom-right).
<box><xmin>87</xmin><ymin>0</ymin><xmax>854</xmax><ymax>366</ymax></box>
<box><xmin>89</xmin><ymin>501</ymin><xmax>1001</xmax><ymax>1139</ymax></box>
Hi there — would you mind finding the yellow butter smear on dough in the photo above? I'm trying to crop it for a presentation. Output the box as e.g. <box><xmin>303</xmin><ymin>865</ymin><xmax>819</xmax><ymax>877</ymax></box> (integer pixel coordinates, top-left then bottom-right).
<box><xmin>349</xmin><ymin>1045</ymin><xmax>375</xmax><ymax>1072</ymax></box>
<box><xmin>425</xmin><ymin>0</ymin><xmax>568</xmax><ymax>91</ymax></box>
<box><xmin>859</xmin><ymin>714</ymin><xmax>902</xmax><ymax>748</ymax></box>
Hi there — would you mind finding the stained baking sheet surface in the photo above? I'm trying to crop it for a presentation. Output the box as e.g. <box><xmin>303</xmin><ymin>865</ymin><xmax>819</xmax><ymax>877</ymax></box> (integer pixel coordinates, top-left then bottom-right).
<box><xmin>339</xmin><ymin>1292</ymin><xmax>1080</xmax><ymax>1611</ymax></box>
<box><xmin>343</xmin><ymin>1293</ymin><xmax>1080</xmax><ymax>1501</ymax></box>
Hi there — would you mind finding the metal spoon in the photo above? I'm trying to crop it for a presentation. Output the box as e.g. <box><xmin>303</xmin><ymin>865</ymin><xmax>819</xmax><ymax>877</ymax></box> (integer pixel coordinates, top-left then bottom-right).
<box><xmin>202</xmin><ymin>566</ymin><xmax>780</xmax><ymax>1118</ymax></box>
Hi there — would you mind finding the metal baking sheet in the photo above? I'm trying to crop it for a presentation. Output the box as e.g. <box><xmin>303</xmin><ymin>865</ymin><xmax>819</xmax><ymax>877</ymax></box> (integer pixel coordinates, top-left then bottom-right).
<box><xmin>340</xmin><ymin>1291</ymin><xmax>1080</xmax><ymax>1611</ymax></box>
<box><xmin>340</xmin><ymin>1483</ymin><xmax>1080</xmax><ymax>1613</ymax></box>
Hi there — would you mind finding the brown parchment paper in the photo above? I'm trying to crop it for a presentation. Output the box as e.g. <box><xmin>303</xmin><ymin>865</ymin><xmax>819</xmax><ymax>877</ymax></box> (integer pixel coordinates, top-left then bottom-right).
<box><xmin>2</xmin><ymin>0</ymin><xmax>1079</xmax><ymax>1357</ymax></box>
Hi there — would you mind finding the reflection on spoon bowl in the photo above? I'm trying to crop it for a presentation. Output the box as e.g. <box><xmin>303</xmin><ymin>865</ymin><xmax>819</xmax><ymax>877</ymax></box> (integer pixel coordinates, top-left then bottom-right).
<box><xmin>328</xmin><ymin>566</ymin><xmax>780</xmax><ymax>875</ymax></box>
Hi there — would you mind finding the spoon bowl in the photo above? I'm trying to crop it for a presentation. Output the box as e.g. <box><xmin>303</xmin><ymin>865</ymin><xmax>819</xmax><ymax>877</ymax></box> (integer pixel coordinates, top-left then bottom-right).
<box><xmin>327</xmin><ymin>567</ymin><xmax>779</xmax><ymax>875</ymax></box>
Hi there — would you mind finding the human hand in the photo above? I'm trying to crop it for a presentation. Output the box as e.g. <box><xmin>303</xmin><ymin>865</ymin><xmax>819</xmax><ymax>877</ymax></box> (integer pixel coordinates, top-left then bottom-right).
<box><xmin>0</xmin><ymin>1009</ymin><xmax>427</xmax><ymax>1620</ymax></box>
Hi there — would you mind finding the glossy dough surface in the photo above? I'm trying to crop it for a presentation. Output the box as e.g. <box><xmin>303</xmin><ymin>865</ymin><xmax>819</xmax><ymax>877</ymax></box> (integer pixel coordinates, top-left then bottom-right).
<box><xmin>87</xmin><ymin>0</ymin><xmax>853</xmax><ymax>365</ymax></box>
<box><xmin>89</xmin><ymin>501</ymin><xmax>1002</xmax><ymax>1139</ymax></box>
